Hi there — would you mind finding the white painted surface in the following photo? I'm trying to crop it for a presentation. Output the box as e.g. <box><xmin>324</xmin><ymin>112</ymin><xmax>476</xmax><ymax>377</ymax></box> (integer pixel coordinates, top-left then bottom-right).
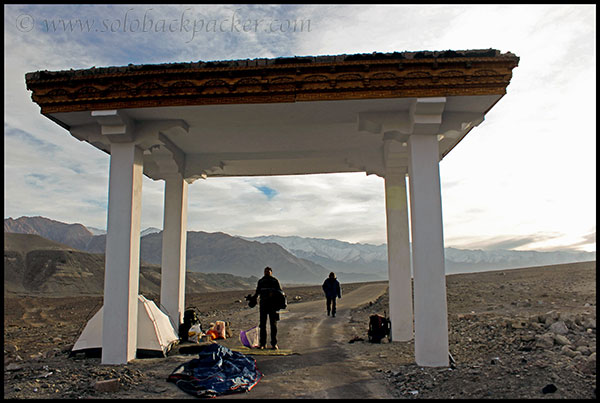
<box><xmin>55</xmin><ymin>95</ymin><xmax>499</xmax><ymax>180</ymax></box>
<box><xmin>102</xmin><ymin>143</ymin><xmax>144</xmax><ymax>365</ymax></box>
<box><xmin>160</xmin><ymin>173</ymin><xmax>188</xmax><ymax>327</ymax></box>
<box><xmin>384</xmin><ymin>168</ymin><xmax>413</xmax><ymax>341</ymax></box>
<box><xmin>408</xmin><ymin>134</ymin><xmax>449</xmax><ymax>367</ymax></box>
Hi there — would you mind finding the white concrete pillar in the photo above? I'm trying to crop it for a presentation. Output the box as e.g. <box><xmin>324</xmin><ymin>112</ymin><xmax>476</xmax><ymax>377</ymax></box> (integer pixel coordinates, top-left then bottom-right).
<box><xmin>407</xmin><ymin>134</ymin><xmax>449</xmax><ymax>367</ymax></box>
<box><xmin>102</xmin><ymin>143</ymin><xmax>144</xmax><ymax>365</ymax></box>
<box><xmin>384</xmin><ymin>168</ymin><xmax>413</xmax><ymax>341</ymax></box>
<box><xmin>160</xmin><ymin>174</ymin><xmax>189</xmax><ymax>328</ymax></box>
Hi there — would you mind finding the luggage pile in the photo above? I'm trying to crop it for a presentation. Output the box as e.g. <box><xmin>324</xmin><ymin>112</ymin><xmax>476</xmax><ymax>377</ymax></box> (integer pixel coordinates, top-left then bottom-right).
<box><xmin>179</xmin><ymin>308</ymin><xmax>231</xmax><ymax>343</ymax></box>
<box><xmin>168</xmin><ymin>343</ymin><xmax>262</xmax><ymax>397</ymax></box>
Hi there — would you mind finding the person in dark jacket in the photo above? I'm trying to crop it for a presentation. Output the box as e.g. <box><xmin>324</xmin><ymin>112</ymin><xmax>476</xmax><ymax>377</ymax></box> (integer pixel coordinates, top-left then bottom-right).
<box><xmin>322</xmin><ymin>272</ymin><xmax>342</xmax><ymax>317</ymax></box>
<box><xmin>252</xmin><ymin>267</ymin><xmax>283</xmax><ymax>349</ymax></box>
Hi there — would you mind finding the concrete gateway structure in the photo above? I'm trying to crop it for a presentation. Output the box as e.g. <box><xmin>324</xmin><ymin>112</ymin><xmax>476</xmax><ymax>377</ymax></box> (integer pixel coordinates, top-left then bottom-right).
<box><xmin>26</xmin><ymin>49</ymin><xmax>519</xmax><ymax>366</ymax></box>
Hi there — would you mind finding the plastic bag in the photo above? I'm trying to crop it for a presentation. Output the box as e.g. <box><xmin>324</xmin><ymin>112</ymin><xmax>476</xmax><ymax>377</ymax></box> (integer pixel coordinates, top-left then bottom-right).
<box><xmin>239</xmin><ymin>326</ymin><xmax>259</xmax><ymax>348</ymax></box>
<box><xmin>188</xmin><ymin>323</ymin><xmax>202</xmax><ymax>343</ymax></box>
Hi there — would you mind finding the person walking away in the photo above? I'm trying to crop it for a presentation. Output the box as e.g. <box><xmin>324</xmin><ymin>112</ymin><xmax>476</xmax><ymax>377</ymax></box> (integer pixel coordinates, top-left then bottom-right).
<box><xmin>252</xmin><ymin>267</ymin><xmax>283</xmax><ymax>349</ymax></box>
<box><xmin>322</xmin><ymin>272</ymin><xmax>342</xmax><ymax>317</ymax></box>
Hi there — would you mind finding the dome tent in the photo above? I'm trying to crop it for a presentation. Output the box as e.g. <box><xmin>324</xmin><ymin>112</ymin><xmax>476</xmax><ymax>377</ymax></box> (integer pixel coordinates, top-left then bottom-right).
<box><xmin>71</xmin><ymin>295</ymin><xmax>179</xmax><ymax>358</ymax></box>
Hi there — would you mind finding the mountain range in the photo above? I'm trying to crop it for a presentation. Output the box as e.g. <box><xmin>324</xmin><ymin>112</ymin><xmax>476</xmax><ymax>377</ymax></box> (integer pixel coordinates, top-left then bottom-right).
<box><xmin>4</xmin><ymin>232</ymin><xmax>258</xmax><ymax>296</ymax></box>
<box><xmin>4</xmin><ymin>216</ymin><xmax>331</xmax><ymax>285</ymax></box>
<box><xmin>243</xmin><ymin>234</ymin><xmax>596</xmax><ymax>276</ymax></box>
<box><xmin>241</xmin><ymin>235</ymin><xmax>388</xmax><ymax>279</ymax></box>
<box><xmin>4</xmin><ymin>216</ymin><xmax>596</xmax><ymax>287</ymax></box>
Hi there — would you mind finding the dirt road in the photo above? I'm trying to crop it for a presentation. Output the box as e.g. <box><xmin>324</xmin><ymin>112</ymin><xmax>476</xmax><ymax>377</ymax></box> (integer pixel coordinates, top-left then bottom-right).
<box><xmin>227</xmin><ymin>282</ymin><xmax>391</xmax><ymax>399</ymax></box>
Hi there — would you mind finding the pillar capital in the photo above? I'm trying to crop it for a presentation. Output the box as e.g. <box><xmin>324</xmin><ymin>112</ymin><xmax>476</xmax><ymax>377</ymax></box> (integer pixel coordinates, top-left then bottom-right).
<box><xmin>409</xmin><ymin>97</ymin><xmax>446</xmax><ymax>135</ymax></box>
<box><xmin>91</xmin><ymin>109</ymin><xmax>136</xmax><ymax>142</ymax></box>
<box><xmin>383</xmin><ymin>135</ymin><xmax>408</xmax><ymax>177</ymax></box>
<box><xmin>358</xmin><ymin>110</ymin><xmax>412</xmax><ymax>134</ymax></box>
<box><xmin>357</xmin><ymin>97</ymin><xmax>447</xmax><ymax>137</ymax></box>
<box><xmin>69</xmin><ymin>111</ymin><xmax>190</xmax><ymax>181</ymax></box>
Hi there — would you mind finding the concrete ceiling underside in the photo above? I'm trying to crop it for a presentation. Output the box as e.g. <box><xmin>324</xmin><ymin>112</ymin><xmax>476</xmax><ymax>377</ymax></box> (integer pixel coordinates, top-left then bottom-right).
<box><xmin>49</xmin><ymin>94</ymin><xmax>502</xmax><ymax>181</ymax></box>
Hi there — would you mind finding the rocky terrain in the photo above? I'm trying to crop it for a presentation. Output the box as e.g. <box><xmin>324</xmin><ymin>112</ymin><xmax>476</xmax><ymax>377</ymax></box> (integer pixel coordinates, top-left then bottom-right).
<box><xmin>349</xmin><ymin>261</ymin><xmax>597</xmax><ymax>399</ymax></box>
<box><xmin>3</xmin><ymin>260</ymin><xmax>596</xmax><ymax>399</ymax></box>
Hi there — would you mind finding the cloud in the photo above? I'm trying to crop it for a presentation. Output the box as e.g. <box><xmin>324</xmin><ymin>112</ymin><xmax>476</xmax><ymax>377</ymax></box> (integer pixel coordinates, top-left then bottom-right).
<box><xmin>447</xmin><ymin>233</ymin><xmax>563</xmax><ymax>251</ymax></box>
<box><xmin>5</xmin><ymin>127</ymin><xmax>60</xmax><ymax>154</ymax></box>
<box><xmin>4</xmin><ymin>4</ymin><xmax>596</xmax><ymax>253</ymax></box>
<box><xmin>481</xmin><ymin>236</ymin><xmax>557</xmax><ymax>251</ymax></box>
<box><xmin>567</xmin><ymin>232</ymin><xmax>597</xmax><ymax>250</ymax></box>
<box><xmin>182</xmin><ymin>173</ymin><xmax>387</xmax><ymax>245</ymax></box>
<box><xmin>4</xmin><ymin>121</ymin><xmax>111</xmax><ymax>228</ymax></box>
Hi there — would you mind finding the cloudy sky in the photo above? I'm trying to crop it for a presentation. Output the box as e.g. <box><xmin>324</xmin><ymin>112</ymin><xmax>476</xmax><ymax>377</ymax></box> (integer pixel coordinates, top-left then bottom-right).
<box><xmin>4</xmin><ymin>4</ymin><xmax>596</xmax><ymax>252</ymax></box>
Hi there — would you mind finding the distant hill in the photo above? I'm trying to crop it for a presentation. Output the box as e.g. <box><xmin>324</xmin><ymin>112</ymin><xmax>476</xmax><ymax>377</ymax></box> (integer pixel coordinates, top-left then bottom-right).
<box><xmin>4</xmin><ymin>231</ymin><xmax>77</xmax><ymax>253</ymax></box>
<box><xmin>443</xmin><ymin>247</ymin><xmax>596</xmax><ymax>274</ymax></box>
<box><xmin>244</xmin><ymin>235</ymin><xmax>596</xmax><ymax>276</ymax></box>
<box><xmin>4</xmin><ymin>216</ymin><xmax>331</xmax><ymax>285</ymax></box>
<box><xmin>4</xmin><ymin>232</ymin><xmax>257</xmax><ymax>296</ymax></box>
<box><xmin>242</xmin><ymin>235</ymin><xmax>388</xmax><ymax>278</ymax></box>
<box><xmin>140</xmin><ymin>231</ymin><xmax>330</xmax><ymax>284</ymax></box>
<box><xmin>141</xmin><ymin>227</ymin><xmax>161</xmax><ymax>237</ymax></box>
<box><xmin>4</xmin><ymin>216</ymin><xmax>94</xmax><ymax>252</ymax></box>
<box><xmin>86</xmin><ymin>226</ymin><xmax>106</xmax><ymax>236</ymax></box>
<box><xmin>5</xmin><ymin>216</ymin><xmax>595</xmax><ymax>284</ymax></box>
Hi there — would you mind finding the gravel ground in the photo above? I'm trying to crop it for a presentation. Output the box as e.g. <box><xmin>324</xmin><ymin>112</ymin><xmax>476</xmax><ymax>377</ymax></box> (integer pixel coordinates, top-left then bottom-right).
<box><xmin>3</xmin><ymin>261</ymin><xmax>596</xmax><ymax>399</ymax></box>
<box><xmin>344</xmin><ymin>261</ymin><xmax>596</xmax><ymax>399</ymax></box>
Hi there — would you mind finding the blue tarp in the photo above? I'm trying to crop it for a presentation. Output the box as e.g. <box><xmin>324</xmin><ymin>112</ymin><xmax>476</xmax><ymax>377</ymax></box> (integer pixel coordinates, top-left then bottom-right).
<box><xmin>167</xmin><ymin>343</ymin><xmax>262</xmax><ymax>398</ymax></box>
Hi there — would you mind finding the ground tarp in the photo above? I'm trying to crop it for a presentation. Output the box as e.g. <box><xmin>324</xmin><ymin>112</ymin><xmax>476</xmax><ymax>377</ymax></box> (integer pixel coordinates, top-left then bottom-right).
<box><xmin>167</xmin><ymin>343</ymin><xmax>262</xmax><ymax>398</ymax></box>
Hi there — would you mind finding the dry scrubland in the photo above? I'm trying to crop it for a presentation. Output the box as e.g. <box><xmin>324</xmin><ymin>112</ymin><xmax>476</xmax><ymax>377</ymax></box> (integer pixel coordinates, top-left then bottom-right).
<box><xmin>3</xmin><ymin>261</ymin><xmax>596</xmax><ymax>399</ymax></box>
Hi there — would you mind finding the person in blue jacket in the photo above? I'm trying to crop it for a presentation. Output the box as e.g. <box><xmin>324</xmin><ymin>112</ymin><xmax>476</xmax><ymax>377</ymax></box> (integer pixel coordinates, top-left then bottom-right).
<box><xmin>322</xmin><ymin>272</ymin><xmax>342</xmax><ymax>317</ymax></box>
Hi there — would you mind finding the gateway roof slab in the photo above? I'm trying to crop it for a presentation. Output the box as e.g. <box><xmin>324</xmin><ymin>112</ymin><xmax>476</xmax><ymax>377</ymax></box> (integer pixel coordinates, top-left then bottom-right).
<box><xmin>25</xmin><ymin>49</ymin><xmax>519</xmax><ymax>180</ymax></box>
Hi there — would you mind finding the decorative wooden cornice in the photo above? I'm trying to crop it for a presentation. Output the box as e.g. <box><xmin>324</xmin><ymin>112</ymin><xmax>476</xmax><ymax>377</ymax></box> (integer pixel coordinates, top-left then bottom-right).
<box><xmin>25</xmin><ymin>49</ymin><xmax>519</xmax><ymax>114</ymax></box>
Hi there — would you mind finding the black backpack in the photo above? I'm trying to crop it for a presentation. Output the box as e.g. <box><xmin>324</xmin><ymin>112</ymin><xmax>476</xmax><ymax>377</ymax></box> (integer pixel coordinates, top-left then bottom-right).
<box><xmin>245</xmin><ymin>294</ymin><xmax>258</xmax><ymax>308</ymax></box>
<box><xmin>179</xmin><ymin>308</ymin><xmax>200</xmax><ymax>341</ymax></box>
<box><xmin>183</xmin><ymin>308</ymin><xmax>199</xmax><ymax>326</ymax></box>
<box><xmin>368</xmin><ymin>313</ymin><xmax>390</xmax><ymax>343</ymax></box>
<box><xmin>274</xmin><ymin>289</ymin><xmax>287</xmax><ymax>311</ymax></box>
